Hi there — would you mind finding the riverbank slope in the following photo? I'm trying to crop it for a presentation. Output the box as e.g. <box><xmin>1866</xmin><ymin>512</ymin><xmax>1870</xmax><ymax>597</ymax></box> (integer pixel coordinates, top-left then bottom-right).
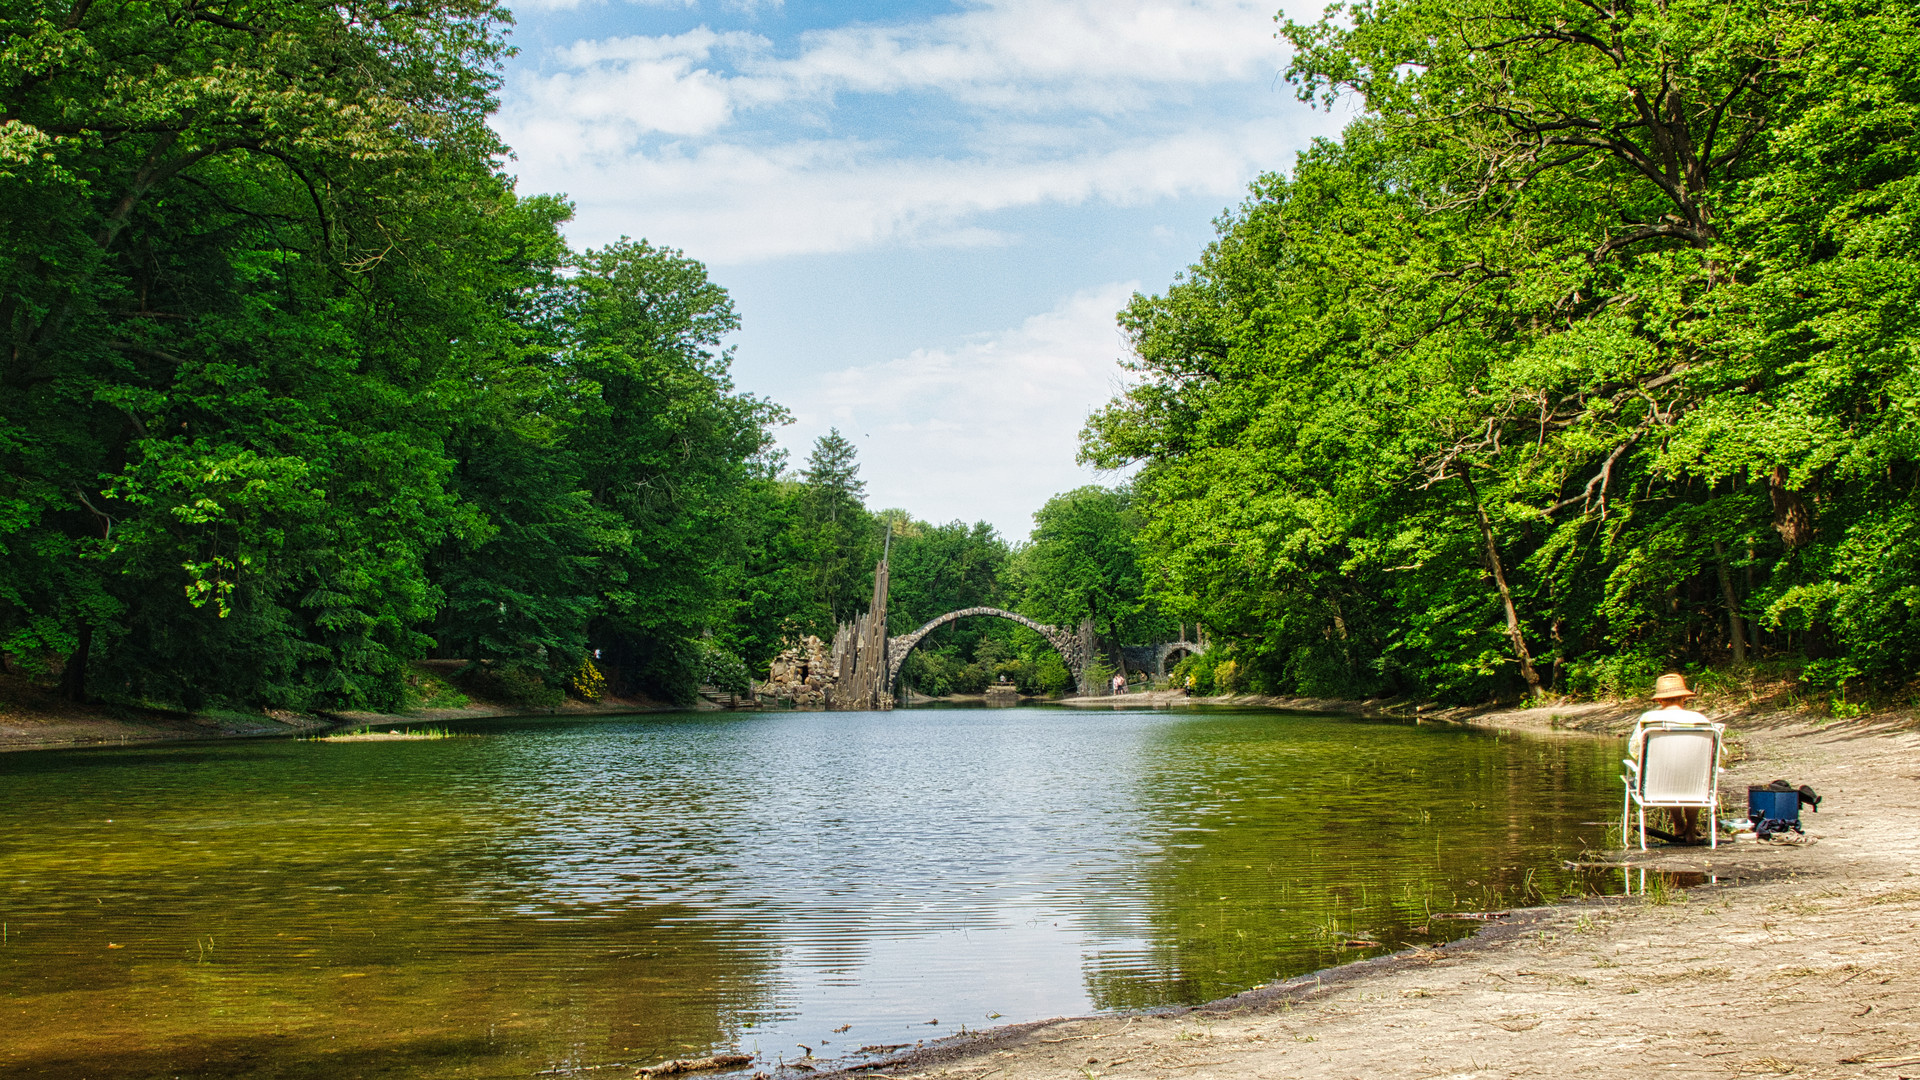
<box><xmin>0</xmin><ymin>668</ymin><xmax>674</xmax><ymax>752</ymax></box>
<box><xmin>1059</xmin><ymin>688</ymin><xmax>1681</xmax><ymax>739</ymax></box>
<box><xmin>831</xmin><ymin>708</ymin><xmax>1920</xmax><ymax>1080</ymax></box>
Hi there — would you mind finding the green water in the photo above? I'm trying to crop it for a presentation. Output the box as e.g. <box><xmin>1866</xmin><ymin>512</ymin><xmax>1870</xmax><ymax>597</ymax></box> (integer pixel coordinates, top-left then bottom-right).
<box><xmin>0</xmin><ymin>707</ymin><xmax>1623</xmax><ymax>1079</ymax></box>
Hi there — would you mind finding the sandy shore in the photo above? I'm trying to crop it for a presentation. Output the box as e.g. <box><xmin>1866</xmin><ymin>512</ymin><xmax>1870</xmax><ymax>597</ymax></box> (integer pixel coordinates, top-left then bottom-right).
<box><xmin>816</xmin><ymin>707</ymin><xmax>1920</xmax><ymax>1080</ymax></box>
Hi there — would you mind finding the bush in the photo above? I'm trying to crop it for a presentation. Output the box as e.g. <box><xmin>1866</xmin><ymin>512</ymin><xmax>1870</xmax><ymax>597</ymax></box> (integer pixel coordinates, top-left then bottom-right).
<box><xmin>901</xmin><ymin>648</ymin><xmax>990</xmax><ymax>695</ymax></box>
<box><xmin>454</xmin><ymin>662</ymin><xmax>564</xmax><ymax>711</ymax></box>
<box><xmin>569</xmin><ymin>657</ymin><xmax>606</xmax><ymax>702</ymax></box>
<box><xmin>402</xmin><ymin>667</ymin><xmax>470</xmax><ymax>711</ymax></box>
<box><xmin>1084</xmin><ymin>655</ymin><xmax>1116</xmax><ymax>694</ymax></box>
<box><xmin>697</xmin><ymin>642</ymin><xmax>753</xmax><ymax>694</ymax></box>
<box><xmin>1563</xmin><ymin>653</ymin><xmax>1665</xmax><ymax>699</ymax></box>
<box><xmin>1172</xmin><ymin>650</ymin><xmax>1216</xmax><ymax>694</ymax></box>
<box><xmin>1031</xmin><ymin>653</ymin><xmax>1072</xmax><ymax>695</ymax></box>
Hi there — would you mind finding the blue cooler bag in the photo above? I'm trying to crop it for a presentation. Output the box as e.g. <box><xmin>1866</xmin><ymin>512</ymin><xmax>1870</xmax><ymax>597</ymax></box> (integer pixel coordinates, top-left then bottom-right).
<box><xmin>1748</xmin><ymin>785</ymin><xmax>1800</xmax><ymax>824</ymax></box>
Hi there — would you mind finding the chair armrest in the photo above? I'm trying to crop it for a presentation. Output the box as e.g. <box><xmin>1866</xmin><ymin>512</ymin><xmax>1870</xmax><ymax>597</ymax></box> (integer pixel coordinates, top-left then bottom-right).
<box><xmin>1622</xmin><ymin>759</ymin><xmax>1640</xmax><ymax>774</ymax></box>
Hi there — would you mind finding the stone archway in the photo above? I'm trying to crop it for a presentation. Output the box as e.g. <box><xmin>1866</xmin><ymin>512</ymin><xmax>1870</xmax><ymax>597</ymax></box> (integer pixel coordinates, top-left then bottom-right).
<box><xmin>1153</xmin><ymin>640</ymin><xmax>1202</xmax><ymax>678</ymax></box>
<box><xmin>887</xmin><ymin>607</ymin><xmax>1094</xmax><ymax>696</ymax></box>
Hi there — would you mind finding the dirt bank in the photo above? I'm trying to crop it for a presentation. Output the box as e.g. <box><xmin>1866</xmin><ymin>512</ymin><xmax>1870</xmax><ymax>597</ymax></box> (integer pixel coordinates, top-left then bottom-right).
<box><xmin>0</xmin><ymin>668</ymin><xmax>675</xmax><ymax>752</ymax></box>
<box><xmin>1060</xmin><ymin>689</ymin><xmax>1675</xmax><ymax>739</ymax></box>
<box><xmin>817</xmin><ymin>709</ymin><xmax>1920</xmax><ymax>1080</ymax></box>
<box><xmin>0</xmin><ymin>673</ymin><xmax>334</xmax><ymax>750</ymax></box>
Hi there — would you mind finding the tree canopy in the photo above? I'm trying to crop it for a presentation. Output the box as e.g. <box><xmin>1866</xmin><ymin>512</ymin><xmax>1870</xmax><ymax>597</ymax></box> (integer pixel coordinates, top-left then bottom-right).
<box><xmin>0</xmin><ymin>1</ymin><xmax>777</xmax><ymax>709</ymax></box>
<box><xmin>11</xmin><ymin>0</ymin><xmax>1908</xmax><ymax>714</ymax></box>
<box><xmin>1084</xmin><ymin>0</ymin><xmax>1920</xmax><ymax>701</ymax></box>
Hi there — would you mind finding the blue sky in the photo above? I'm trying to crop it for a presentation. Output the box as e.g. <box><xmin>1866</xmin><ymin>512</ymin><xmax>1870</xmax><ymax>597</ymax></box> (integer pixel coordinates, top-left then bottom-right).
<box><xmin>493</xmin><ymin>0</ymin><xmax>1346</xmax><ymax>539</ymax></box>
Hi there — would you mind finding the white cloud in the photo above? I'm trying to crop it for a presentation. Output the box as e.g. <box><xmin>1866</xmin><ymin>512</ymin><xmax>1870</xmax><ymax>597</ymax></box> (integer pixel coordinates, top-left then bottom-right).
<box><xmin>512</xmin><ymin>0</ymin><xmax>699</xmax><ymax>11</ymax></box>
<box><xmin>507</xmin><ymin>0</ymin><xmax>1289</xmax><ymax>138</ymax></box>
<box><xmin>495</xmin><ymin>0</ymin><xmax>1343</xmax><ymax>261</ymax></box>
<box><xmin>504</xmin><ymin>117</ymin><xmax>1309</xmax><ymax>261</ymax></box>
<box><xmin>516</xmin><ymin>28</ymin><xmax>772</xmax><ymax>137</ymax></box>
<box><xmin>767</xmin><ymin>0</ymin><xmax>1284</xmax><ymax>104</ymax></box>
<box><xmin>779</xmin><ymin>283</ymin><xmax>1141</xmax><ymax>541</ymax></box>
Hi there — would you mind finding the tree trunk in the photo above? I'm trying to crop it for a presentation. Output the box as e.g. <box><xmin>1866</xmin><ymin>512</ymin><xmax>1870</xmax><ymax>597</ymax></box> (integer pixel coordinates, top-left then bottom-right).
<box><xmin>59</xmin><ymin>622</ymin><xmax>92</xmax><ymax>704</ymax></box>
<box><xmin>1459</xmin><ymin>469</ymin><xmax>1543</xmax><ymax>696</ymax></box>
<box><xmin>1768</xmin><ymin>465</ymin><xmax>1814</xmax><ymax>548</ymax></box>
<box><xmin>1712</xmin><ymin>540</ymin><xmax>1747</xmax><ymax>664</ymax></box>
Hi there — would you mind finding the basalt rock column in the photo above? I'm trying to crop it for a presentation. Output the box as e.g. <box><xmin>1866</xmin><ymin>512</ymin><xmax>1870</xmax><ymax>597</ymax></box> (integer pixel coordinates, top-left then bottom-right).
<box><xmin>823</xmin><ymin>535</ymin><xmax>894</xmax><ymax>711</ymax></box>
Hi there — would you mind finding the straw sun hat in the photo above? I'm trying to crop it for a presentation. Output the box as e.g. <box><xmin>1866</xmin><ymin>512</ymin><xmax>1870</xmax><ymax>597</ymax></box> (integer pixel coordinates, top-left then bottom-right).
<box><xmin>1651</xmin><ymin>672</ymin><xmax>1697</xmax><ymax>701</ymax></box>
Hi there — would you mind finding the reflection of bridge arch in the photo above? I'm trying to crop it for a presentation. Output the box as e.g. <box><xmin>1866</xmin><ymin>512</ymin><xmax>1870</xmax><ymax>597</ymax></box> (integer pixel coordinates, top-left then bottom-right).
<box><xmin>887</xmin><ymin>607</ymin><xmax>1092</xmax><ymax>696</ymax></box>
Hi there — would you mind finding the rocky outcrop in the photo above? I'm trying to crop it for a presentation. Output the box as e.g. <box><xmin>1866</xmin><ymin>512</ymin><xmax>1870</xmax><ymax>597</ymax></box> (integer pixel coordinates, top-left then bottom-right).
<box><xmin>759</xmin><ymin>636</ymin><xmax>837</xmax><ymax>707</ymax></box>
<box><xmin>757</xmin><ymin>627</ymin><xmax>896</xmax><ymax>710</ymax></box>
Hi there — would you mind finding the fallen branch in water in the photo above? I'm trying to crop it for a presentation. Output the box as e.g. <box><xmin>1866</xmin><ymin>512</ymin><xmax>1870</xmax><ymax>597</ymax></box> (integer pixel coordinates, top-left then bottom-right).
<box><xmin>637</xmin><ymin>1054</ymin><xmax>754</xmax><ymax>1077</ymax></box>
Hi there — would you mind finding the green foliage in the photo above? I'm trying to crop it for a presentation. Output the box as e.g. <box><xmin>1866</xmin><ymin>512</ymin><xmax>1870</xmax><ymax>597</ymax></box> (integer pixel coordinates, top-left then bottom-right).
<box><xmin>1029</xmin><ymin>651</ymin><xmax>1073</xmax><ymax>695</ymax></box>
<box><xmin>569</xmin><ymin>658</ymin><xmax>606</xmax><ymax>703</ymax></box>
<box><xmin>696</xmin><ymin>642</ymin><xmax>753</xmax><ymax>695</ymax></box>
<box><xmin>454</xmin><ymin>662</ymin><xmax>563</xmax><ymax>712</ymax></box>
<box><xmin>1172</xmin><ymin>651</ymin><xmax>1215</xmax><ymax>696</ymax></box>
<box><xmin>1084</xmin><ymin>0</ymin><xmax>1920</xmax><ymax>702</ymax></box>
<box><xmin>802</xmin><ymin>430</ymin><xmax>878</xmax><ymax>623</ymax></box>
<box><xmin>1011</xmin><ymin>486</ymin><xmax>1168</xmax><ymax>642</ymax></box>
<box><xmin>719</xmin><ymin>471</ymin><xmax>832</xmax><ymax>672</ymax></box>
<box><xmin>0</xmin><ymin>1</ymin><xmax>781</xmax><ymax>711</ymax></box>
<box><xmin>899</xmin><ymin>645</ymin><xmax>992</xmax><ymax>697</ymax></box>
<box><xmin>1083</xmin><ymin>655</ymin><xmax>1116</xmax><ymax>694</ymax></box>
<box><xmin>403</xmin><ymin>667</ymin><xmax>470</xmax><ymax>711</ymax></box>
<box><xmin>1169</xmin><ymin>649</ymin><xmax>1247</xmax><ymax>696</ymax></box>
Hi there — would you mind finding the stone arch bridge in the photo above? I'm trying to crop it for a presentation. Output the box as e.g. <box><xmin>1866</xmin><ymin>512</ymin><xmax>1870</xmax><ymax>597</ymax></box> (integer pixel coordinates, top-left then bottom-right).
<box><xmin>759</xmin><ymin>538</ymin><xmax>1201</xmax><ymax>708</ymax></box>
<box><xmin>887</xmin><ymin>607</ymin><xmax>1096</xmax><ymax>696</ymax></box>
<box><xmin>887</xmin><ymin>610</ymin><xmax>1202</xmax><ymax>697</ymax></box>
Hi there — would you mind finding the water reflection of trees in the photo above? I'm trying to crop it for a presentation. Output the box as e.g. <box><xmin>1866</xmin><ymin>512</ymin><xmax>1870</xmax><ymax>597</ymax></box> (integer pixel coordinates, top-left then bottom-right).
<box><xmin>0</xmin><ymin>738</ymin><xmax>788</xmax><ymax>1080</ymax></box>
<box><xmin>3</xmin><ymin>895</ymin><xmax>784</xmax><ymax>1080</ymax></box>
<box><xmin>1079</xmin><ymin>716</ymin><xmax>1620</xmax><ymax>1011</ymax></box>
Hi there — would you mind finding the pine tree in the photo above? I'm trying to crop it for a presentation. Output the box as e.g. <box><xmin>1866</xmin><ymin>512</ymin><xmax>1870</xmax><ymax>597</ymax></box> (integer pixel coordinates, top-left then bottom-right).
<box><xmin>802</xmin><ymin>429</ymin><xmax>866</xmax><ymax>525</ymax></box>
<box><xmin>800</xmin><ymin>430</ymin><xmax>874</xmax><ymax>620</ymax></box>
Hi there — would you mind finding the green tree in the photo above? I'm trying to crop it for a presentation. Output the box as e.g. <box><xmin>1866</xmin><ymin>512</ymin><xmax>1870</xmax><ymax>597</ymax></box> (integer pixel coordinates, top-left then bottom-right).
<box><xmin>718</xmin><ymin>463</ymin><xmax>833</xmax><ymax>671</ymax></box>
<box><xmin>1084</xmin><ymin>0</ymin><xmax>1920</xmax><ymax>700</ymax></box>
<box><xmin>801</xmin><ymin>429</ymin><xmax>876</xmax><ymax>622</ymax></box>
<box><xmin>1</xmin><ymin>0</ymin><xmax>513</xmax><ymax>709</ymax></box>
<box><xmin>566</xmin><ymin>239</ymin><xmax>780</xmax><ymax>703</ymax></box>
<box><xmin>1013</xmin><ymin>486</ymin><xmax>1162</xmax><ymax>644</ymax></box>
<box><xmin>0</xmin><ymin>2</ymin><xmax>787</xmax><ymax>712</ymax></box>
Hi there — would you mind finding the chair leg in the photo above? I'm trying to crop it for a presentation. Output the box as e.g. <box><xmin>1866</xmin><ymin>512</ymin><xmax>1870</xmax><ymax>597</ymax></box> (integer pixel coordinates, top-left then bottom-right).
<box><xmin>1710</xmin><ymin>781</ymin><xmax>1719</xmax><ymax>849</ymax></box>
<box><xmin>1621</xmin><ymin>782</ymin><xmax>1631</xmax><ymax>850</ymax></box>
<box><xmin>1638</xmin><ymin>806</ymin><xmax>1648</xmax><ymax>851</ymax></box>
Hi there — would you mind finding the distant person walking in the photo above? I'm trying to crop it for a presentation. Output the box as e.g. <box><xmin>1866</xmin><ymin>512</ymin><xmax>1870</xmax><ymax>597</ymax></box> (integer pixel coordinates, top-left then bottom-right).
<box><xmin>1629</xmin><ymin>673</ymin><xmax>1715</xmax><ymax>841</ymax></box>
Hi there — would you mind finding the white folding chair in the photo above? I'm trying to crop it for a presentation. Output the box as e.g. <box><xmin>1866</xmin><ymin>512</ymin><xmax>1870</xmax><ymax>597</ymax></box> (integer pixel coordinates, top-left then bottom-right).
<box><xmin>1621</xmin><ymin>724</ymin><xmax>1724</xmax><ymax>850</ymax></box>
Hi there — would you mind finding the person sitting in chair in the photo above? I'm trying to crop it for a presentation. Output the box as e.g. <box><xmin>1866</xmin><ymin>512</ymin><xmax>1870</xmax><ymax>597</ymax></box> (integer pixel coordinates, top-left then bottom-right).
<box><xmin>1629</xmin><ymin>672</ymin><xmax>1714</xmax><ymax>841</ymax></box>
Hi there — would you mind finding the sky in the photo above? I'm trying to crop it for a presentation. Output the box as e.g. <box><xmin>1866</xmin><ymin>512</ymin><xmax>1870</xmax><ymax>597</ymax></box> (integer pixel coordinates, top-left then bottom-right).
<box><xmin>492</xmin><ymin>0</ymin><xmax>1347</xmax><ymax>540</ymax></box>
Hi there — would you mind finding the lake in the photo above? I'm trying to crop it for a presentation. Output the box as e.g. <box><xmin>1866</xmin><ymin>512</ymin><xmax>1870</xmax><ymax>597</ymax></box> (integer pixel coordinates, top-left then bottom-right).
<box><xmin>0</xmin><ymin>706</ymin><xmax>1623</xmax><ymax>1079</ymax></box>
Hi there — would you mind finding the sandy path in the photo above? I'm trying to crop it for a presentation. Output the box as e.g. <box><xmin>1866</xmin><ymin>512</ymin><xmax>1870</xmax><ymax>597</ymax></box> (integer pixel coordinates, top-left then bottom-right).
<box><xmin>834</xmin><ymin>716</ymin><xmax>1920</xmax><ymax>1080</ymax></box>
